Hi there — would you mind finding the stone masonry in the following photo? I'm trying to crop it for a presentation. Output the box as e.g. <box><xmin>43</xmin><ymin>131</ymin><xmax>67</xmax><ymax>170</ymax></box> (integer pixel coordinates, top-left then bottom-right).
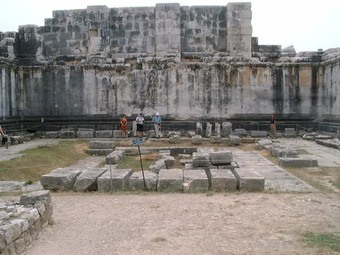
<box><xmin>0</xmin><ymin>191</ymin><xmax>53</xmax><ymax>254</ymax></box>
<box><xmin>0</xmin><ymin>2</ymin><xmax>339</xmax><ymax>124</ymax></box>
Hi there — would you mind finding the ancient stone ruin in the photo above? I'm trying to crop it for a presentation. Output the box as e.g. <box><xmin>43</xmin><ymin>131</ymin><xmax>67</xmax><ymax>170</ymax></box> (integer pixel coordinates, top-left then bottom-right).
<box><xmin>0</xmin><ymin>191</ymin><xmax>53</xmax><ymax>254</ymax></box>
<box><xmin>0</xmin><ymin>2</ymin><xmax>339</xmax><ymax>134</ymax></box>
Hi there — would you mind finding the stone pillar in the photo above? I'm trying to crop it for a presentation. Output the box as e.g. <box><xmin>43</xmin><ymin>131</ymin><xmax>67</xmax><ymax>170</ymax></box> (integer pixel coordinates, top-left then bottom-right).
<box><xmin>132</xmin><ymin>121</ymin><xmax>137</xmax><ymax>137</ymax></box>
<box><xmin>206</xmin><ymin>123</ymin><xmax>212</xmax><ymax>138</ymax></box>
<box><xmin>226</xmin><ymin>2</ymin><xmax>252</xmax><ymax>58</ymax></box>
<box><xmin>196</xmin><ymin>122</ymin><xmax>203</xmax><ymax>136</ymax></box>
<box><xmin>155</xmin><ymin>3</ymin><xmax>181</xmax><ymax>59</ymax></box>
<box><xmin>221</xmin><ymin>122</ymin><xmax>232</xmax><ymax>137</ymax></box>
<box><xmin>215</xmin><ymin>122</ymin><xmax>221</xmax><ymax>137</ymax></box>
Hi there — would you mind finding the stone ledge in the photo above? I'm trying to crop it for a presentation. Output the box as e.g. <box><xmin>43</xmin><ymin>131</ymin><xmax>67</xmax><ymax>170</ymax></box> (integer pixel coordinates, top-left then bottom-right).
<box><xmin>278</xmin><ymin>157</ymin><xmax>318</xmax><ymax>167</ymax></box>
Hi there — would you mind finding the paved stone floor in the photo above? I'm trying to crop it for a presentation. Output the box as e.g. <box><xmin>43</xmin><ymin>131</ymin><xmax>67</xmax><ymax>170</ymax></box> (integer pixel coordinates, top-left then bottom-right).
<box><xmin>1</xmin><ymin>137</ymin><xmax>339</xmax><ymax>193</ymax></box>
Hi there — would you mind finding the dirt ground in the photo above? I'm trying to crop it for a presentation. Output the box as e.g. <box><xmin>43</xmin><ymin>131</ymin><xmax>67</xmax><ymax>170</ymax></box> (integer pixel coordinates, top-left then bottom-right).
<box><xmin>2</xmin><ymin>138</ymin><xmax>340</xmax><ymax>254</ymax></box>
<box><xmin>25</xmin><ymin>192</ymin><xmax>340</xmax><ymax>255</ymax></box>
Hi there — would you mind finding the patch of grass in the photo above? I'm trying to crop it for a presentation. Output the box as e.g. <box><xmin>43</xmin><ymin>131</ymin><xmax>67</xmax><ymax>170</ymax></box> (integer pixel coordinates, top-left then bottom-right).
<box><xmin>334</xmin><ymin>176</ymin><xmax>340</xmax><ymax>189</ymax></box>
<box><xmin>116</xmin><ymin>154</ymin><xmax>160</xmax><ymax>171</ymax></box>
<box><xmin>24</xmin><ymin>179</ymin><xmax>33</xmax><ymax>185</ymax></box>
<box><xmin>261</xmin><ymin>150</ymin><xmax>340</xmax><ymax>193</ymax></box>
<box><xmin>0</xmin><ymin>140</ymin><xmax>89</xmax><ymax>182</ymax></box>
<box><xmin>303</xmin><ymin>232</ymin><xmax>340</xmax><ymax>252</ymax></box>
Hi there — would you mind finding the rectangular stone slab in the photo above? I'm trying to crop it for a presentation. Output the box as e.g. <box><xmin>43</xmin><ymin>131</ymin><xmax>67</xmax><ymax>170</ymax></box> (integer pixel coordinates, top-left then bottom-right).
<box><xmin>183</xmin><ymin>169</ymin><xmax>209</xmax><ymax>192</ymax></box>
<box><xmin>40</xmin><ymin>167</ymin><xmax>82</xmax><ymax>191</ymax></box>
<box><xmin>74</xmin><ymin>168</ymin><xmax>107</xmax><ymax>192</ymax></box>
<box><xmin>128</xmin><ymin>170</ymin><xmax>157</xmax><ymax>191</ymax></box>
<box><xmin>192</xmin><ymin>152</ymin><xmax>210</xmax><ymax>167</ymax></box>
<box><xmin>210</xmin><ymin>151</ymin><xmax>233</xmax><ymax>165</ymax></box>
<box><xmin>278</xmin><ymin>158</ymin><xmax>318</xmax><ymax>167</ymax></box>
<box><xmin>97</xmin><ymin>169</ymin><xmax>133</xmax><ymax>192</ymax></box>
<box><xmin>232</xmin><ymin>168</ymin><xmax>265</xmax><ymax>192</ymax></box>
<box><xmin>158</xmin><ymin>169</ymin><xmax>183</xmax><ymax>192</ymax></box>
<box><xmin>210</xmin><ymin>169</ymin><xmax>237</xmax><ymax>192</ymax></box>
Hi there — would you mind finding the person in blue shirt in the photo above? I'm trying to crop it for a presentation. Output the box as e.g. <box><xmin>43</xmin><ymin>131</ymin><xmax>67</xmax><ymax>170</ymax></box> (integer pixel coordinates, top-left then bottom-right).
<box><xmin>152</xmin><ymin>112</ymin><xmax>162</xmax><ymax>138</ymax></box>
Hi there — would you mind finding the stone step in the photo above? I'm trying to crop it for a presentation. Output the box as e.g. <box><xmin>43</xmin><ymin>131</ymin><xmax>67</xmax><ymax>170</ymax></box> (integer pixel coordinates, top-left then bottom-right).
<box><xmin>232</xmin><ymin>168</ymin><xmax>265</xmax><ymax>192</ymax></box>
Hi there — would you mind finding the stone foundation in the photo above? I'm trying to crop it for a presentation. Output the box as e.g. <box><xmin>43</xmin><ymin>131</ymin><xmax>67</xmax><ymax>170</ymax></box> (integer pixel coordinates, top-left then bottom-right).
<box><xmin>0</xmin><ymin>191</ymin><xmax>53</xmax><ymax>254</ymax></box>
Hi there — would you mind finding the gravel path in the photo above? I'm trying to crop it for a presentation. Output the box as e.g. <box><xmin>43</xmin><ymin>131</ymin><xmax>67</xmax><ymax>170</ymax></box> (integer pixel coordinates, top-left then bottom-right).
<box><xmin>25</xmin><ymin>192</ymin><xmax>340</xmax><ymax>255</ymax></box>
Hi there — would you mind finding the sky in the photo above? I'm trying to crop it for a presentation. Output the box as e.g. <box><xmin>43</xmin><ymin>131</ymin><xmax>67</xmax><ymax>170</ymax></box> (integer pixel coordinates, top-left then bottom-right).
<box><xmin>0</xmin><ymin>0</ymin><xmax>339</xmax><ymax>53</ymax></box>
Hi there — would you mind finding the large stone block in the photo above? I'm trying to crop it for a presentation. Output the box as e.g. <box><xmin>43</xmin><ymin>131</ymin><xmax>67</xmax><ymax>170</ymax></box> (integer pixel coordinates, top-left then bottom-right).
<box><xmin>89</xmin><ymin>140</ymin><xmax>116</xmax><ymax>150</ymax></box>
<box><xmin>221</xmin><ymin>122</ymin><xmax>232</xmax><ymax>137</ymax></box>
<box><xmin>149</xmin><ymin>159</ymin><xmax>166</xmax><ymax>174</ymax></box>
<box><xmin>234</xmin><ymin>129</ymin><xmax>248</xmax><ymax>137</ymax></box>
<box><xmin>250</xmin><ymin>130</ymin><xmax>268</xmax><ymax>138</ymax></box>
<box><xmin>210</xmin><ymin>151</ymin><xmax>233</xmax><ymax>165</ymax></box>
<box><xmin>270</xmin><ymin>145</ymin><xmax>298</xmax><ymax>158</ymax></box>
<box><xmin>169</xmin><ymin>135</ymin><xmax>181</xmax><ymax>144</ymax></box>
<box><xmin>105</xmin><ymin>150</ymin><xmax>125</xmax><ymax>164</ymax></box>
<box><xmin>183</xmin><ymin>169</ymin><xmax>209</xmax><ymax>192</ymax></box>
<box><xmin>232</xmin><ymin>168</ymin><xmax>265</xmax><ymax>192</ymax></box>
<box><xmin>128</xmin><ymin>170</ymin><xmax>157</xmax><ymax>191</ymax></box>
<box><xmin>227</xmin><ymin>135</ymin><xmax>241</xmax><ymax>146</ymax></box>
<box><xmin>278</xmin><ymin>157</ymin><xmax>318</xmax><ymax>167</ymax></box>
<box><xmin>59</xmin><ymin>130</ymin><xmax>76</xmax><ymax>138</ymax></box>
<box><xmin>74</xmin><ymin>168</ymin><xmax>107</xmax><ymax>192</ymax></box>
<box><xmin>96</xmin><ymin>130</ymin><xmax>113</xmax><ymax>138</ymax></box>
<box><xmin>113</xmin><ymin>130</ymin><xmax>122</xmax><ymax>138</ymax></box>
<box><xmin>40</xmin><ymin>168</ymin><xmax>82</xmax><ymax>191</ymax></box>
<box><xmin>256</xmin><ymin>139</ymin><xmax>273</xmax><ymax>150</ymax></box>
<box><xmin>77</xmin><ymin>130</ymin><xmax>94</xmax><ymax>138</ymax></box>
<box><xmin>97</xmin><ymin>169</ymin><xmax>133</xmax><ymax>192</ymax></box>
<box><xmin>192</xmin><ymin>152</ymin><xmax>210</xmax><ymax>167</ymax></box>
<box><xmin>284</xmin><ymin>128</ymin><xmax>297</xmax><ymax>138</ymax></box>
<box><xmin>163</xmin><ymin>155</ymin><xmax>175</xmax><ymax>168</ymax></box>
<box><xmin>209</xmin><ymin>169</ymin><xmax>237</xmax><ymax>192</ymax></box>
<box><xmin>157</xmin><ymin>169</ymin><xmax>183</xmax><ymax>192</ymax></box>
<box><xmin>192</xmin><ymin>135</ymin><xmax>203</xmax><ymax>145</ymax></box>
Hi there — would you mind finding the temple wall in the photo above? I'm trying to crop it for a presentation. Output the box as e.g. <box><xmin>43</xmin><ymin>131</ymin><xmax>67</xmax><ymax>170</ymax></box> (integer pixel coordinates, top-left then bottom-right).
<box><xmin>1</xmin><ymin>60</ymin><xmax>339</xmax><ymax>120</ymax></box>
<box><xmin>8</xmin><ymin>3</ymin><xmax>252</xmax><ymax>63</ymax></box>
<box><xmin>0</xmin><ymin>2</ymin><xmax>339</xmax><ymax>122</ymax></box>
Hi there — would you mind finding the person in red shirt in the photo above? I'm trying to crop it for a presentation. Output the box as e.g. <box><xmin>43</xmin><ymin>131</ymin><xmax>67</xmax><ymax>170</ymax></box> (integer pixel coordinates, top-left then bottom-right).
<box><xmin>120</xmin><ymin>115</ymin><xmax>128</xmax><ymax>138</ymax></box>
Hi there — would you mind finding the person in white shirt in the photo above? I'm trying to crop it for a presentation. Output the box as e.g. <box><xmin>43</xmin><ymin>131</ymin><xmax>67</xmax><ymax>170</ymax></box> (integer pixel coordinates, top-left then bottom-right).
<box><xmin>135</xmin><ymin>113</ymin><xmax>145</xmax><ymax>137</ymax></box>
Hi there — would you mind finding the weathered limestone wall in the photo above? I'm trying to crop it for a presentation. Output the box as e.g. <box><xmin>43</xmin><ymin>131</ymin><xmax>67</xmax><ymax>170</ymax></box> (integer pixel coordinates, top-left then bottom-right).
<box><xmin>6</xmin><ymin>3</ymin><xmax>252</xmax><ymax>63</ymax></box>
<box><xmin>0</xmin><ymin>2</ymin><xmax>339</xmax><ymax>122</ymax></box>
<box><xmin>1</xmin><ymin>59</ymin><xmax>339</xmax><ymax>120</ymax></box>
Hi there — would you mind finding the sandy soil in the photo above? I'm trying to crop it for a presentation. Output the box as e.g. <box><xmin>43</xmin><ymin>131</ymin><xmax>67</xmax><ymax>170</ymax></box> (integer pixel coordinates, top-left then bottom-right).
<box><xmin>26</xmin><ymin>192</ymin><xmax>340</xmax><ymax>255</ymax></box>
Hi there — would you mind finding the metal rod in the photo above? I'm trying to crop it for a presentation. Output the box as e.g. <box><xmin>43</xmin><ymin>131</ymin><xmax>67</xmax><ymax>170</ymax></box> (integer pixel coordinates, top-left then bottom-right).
<box><xmin>109</xmin><ymin>154</ymin><xmax>113</xmax><ymax>193</ymax></box>
<box><xmin>137</xmin><ymin>144</ymin><xmax>147</xmax><ymax>191</ymax></box>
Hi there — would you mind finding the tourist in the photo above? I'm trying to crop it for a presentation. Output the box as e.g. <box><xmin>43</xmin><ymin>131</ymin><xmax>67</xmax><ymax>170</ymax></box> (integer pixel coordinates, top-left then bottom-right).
<box><xmin>135</xmin><ymin>113</ymin><xmax>145</xmax><ymax>137</ymax></box>
<box><xmin>270</xmin><ymin>114</ymin><xmax>276</xmax><ymax>138</ymax></box>
<box><xmin>120</xmin><ymin>115</ymin><xmax>128</xmax><ymax>138</ymax></box>
<box><xmin>152</xmin><ymin>112</ymin><xmax>162</xmax><ymax>138</ymax></box>
<box><xmin>0</xmin><ymin>125</ymin><xmax>8</xmax><ymax>148</ymax></box>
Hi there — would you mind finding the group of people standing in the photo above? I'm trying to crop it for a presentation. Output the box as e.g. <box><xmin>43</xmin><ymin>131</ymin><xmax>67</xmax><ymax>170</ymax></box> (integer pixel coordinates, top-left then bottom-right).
<box><xmin>120</xmin><ymin>112</ymin><xmax>162</xmax><ymax>138</ymax></box>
